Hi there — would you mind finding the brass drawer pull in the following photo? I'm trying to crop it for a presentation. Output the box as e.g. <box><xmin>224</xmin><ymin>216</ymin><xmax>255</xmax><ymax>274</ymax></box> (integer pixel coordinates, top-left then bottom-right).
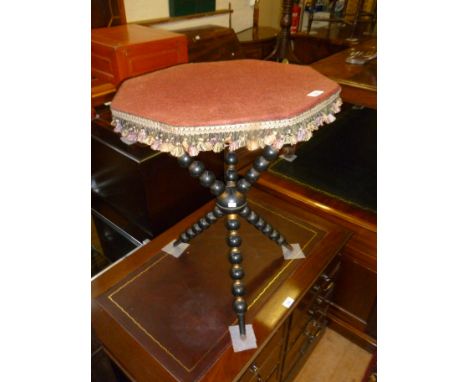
<box><xmin>323</xmin><ymin>280</ymin><xmax>335</xmax><ymax>292</ymax></box>
<box><xmin>306</xmin><ymin>327</ymin><xmax>323</xmax><ymax>343</ymax></box>
<box><xmin>249</xmin><ymin>363</ymin><xmax>264</xmax><ymax>382</ymax></box>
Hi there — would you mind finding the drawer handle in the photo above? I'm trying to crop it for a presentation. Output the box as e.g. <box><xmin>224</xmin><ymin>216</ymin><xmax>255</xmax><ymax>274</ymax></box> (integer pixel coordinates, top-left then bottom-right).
<box><xmin>249</xmin><ymin>364</ymin><xmax>264</xmax><ymax>382</ymax></box>
<box><xmin>306</xmin><ymin>327</ymin><xmax>323</xmax><ymax>343</ymax></box>
<box><xmin>323</xmin><ymin>281</ymin><xmax>334</xmax><ymax>292</ymax></box>
<box><xmin>193</xmin><ymin>35</ymin><xmax>201</xmax><ymax>41</ymax></box>
<box><xmin>308</xmin><ymin>307</ymin><xmax>327</xmax><ymax>316</ymax></box>
<box><xmin>321</xmin><ymin>274</ymin><xmax>331</xmax><ymax>283</ymax></box>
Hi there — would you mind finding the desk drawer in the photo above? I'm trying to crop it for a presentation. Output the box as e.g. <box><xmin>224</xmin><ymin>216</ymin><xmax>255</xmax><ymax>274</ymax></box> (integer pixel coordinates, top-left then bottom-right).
<box><xmin>238</xmin><ymin>328</ymin><xmax>284</xmax><ymax>382</ymax></box>
<box><xmin>282</xmin><ymin>316</ymin><xmax>327</xmax><ymax>381</ymax></box>
<box><xmin>287</xmin><ymin>256</ymin><xmax>340</xmax><ymax>350</ymax></box>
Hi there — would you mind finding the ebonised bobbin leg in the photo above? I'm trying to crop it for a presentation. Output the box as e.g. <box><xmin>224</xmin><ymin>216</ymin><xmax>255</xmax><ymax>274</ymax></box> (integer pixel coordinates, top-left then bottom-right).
<box><xmin>171</xmin><ymin>146</ymin><xmax>296</xmax><ymax>336</ymax></box>
<box><xmin>239</xmin><ymin>205</ymin><xmax>293</xmax><ymax>251</ymax></box>
<box><xmin>176</xmin><ymin>152</ymin><xmax>226</xmax><ymax>198</ymax></box>
<box><xmin>236</xmin><ymin>145</ymin><xmax>279</xmax><ymax>194</ymax></box>
<box><xmin>226</xmin><ymin>213</ymin><xmax>247</xmax><ymax>336</ymax></box>
<box><xmin>235</xmin><ymin>145</ymin><xmax>293</xmax><ymax>251</ymax></box>
<box><xmin>173</xmin><ymin>153</ymin><xmax>226</xmax><ymax>249</ymax></box>
<box><xmin>216</xmin><ymin>151</ymin><xmax>248</xmax><ymax>336</ymax></box>
<box><xmin>173</xmin><ymin>206</ymin><xmax>225</xmax><ymax>246</ymax></box>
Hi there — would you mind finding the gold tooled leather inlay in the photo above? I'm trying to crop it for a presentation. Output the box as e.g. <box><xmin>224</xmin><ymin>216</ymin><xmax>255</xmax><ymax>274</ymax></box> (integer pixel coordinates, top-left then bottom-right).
<box><xmin>108</xmin><ymin>200</ymin><xmax>318</xmax><ymax>372</ymax></box>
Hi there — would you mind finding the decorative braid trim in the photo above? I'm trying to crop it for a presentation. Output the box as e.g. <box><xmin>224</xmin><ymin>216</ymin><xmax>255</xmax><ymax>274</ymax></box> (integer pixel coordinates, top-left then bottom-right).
<box><xmin>111</xmin><ymin>92</ymin><xmax>342</xmax><ymax>157</ymax></box>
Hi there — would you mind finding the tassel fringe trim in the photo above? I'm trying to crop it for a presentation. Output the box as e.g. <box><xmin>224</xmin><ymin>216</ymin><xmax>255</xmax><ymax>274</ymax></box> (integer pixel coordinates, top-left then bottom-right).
<box><xmin>111</xmin><ymin>92</ymin><xmax>342</xmax><ymax>157</ymax></box>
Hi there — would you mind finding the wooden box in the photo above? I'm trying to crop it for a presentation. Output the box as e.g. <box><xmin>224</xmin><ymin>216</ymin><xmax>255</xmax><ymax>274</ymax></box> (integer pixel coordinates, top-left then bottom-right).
<box><xmin>174</xmin><ymin>25</ymin><xmax>244</xmax><ymax>63</ymax></box>
<box><xmin>91</xmin><ymin>24</ymin><xmax>188</xmax><ymax>85</ymax></box>
<box><xmin>92</xmin><ymin>187</ymin><xmax>350</xmax><ymax>382</ymax></box>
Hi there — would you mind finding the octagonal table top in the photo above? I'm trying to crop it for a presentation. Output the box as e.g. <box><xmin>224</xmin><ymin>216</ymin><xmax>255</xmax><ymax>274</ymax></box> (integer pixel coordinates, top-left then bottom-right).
<box><xmin>111</xmin><ymin>59</ymin><xmax>341</xmax><ymax>157</ymax></box>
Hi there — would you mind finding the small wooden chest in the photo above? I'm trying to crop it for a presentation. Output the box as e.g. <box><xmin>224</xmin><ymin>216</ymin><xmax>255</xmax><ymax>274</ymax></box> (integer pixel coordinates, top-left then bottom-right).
<box><xmin>91</xmin><ymin>24</ymin><xmax>188</xmax><ymax>85</ymax></box>
<box><xmin>174</xmin><ymin>24</ymin><xmax>244</xmax><ymax>62</ymax></box>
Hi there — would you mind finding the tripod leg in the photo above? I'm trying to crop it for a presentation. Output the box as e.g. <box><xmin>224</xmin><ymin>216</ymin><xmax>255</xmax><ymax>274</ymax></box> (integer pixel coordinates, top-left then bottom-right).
<box><xmin>239</xmin><ymin>205</ymin><xmax>293</xmax><ymax>251</ymax></box>
<box><xmin>177</xmin><ymin>153</ymin><xmax>226</xmax><ymax>197</ymax></box>
<box><xmin>225</xmin><ymin>213</ymin><xmax>247</xmax><ymax>336</ymax></box>
<box><xmin>173</xmin><ymin>206</ymin><xmax>225</xmax><ymax>247</ymax></box>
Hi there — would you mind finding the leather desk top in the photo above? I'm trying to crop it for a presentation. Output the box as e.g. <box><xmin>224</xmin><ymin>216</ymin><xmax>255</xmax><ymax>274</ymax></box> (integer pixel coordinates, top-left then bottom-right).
<box><xmin>92</xmin><ymin>188</ymin><xmax>350</xmax><ymax>382</ymax></box>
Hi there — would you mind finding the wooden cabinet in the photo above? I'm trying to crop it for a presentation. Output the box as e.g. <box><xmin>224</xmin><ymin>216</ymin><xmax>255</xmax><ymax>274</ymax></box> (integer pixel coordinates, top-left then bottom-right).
<box><xmin>91</xmin><ymin>77</ymin><xmax>116</xmax><ymax>108</ymax></box>
<box><xmin>239</xmin><ymin>256</ymin><xmax>340</xmax><ymax>382</ymax></box>
<box><xmin>91</xmin><ymin>24</ymin><xmax>188</xmax><ymax>86</ymax></box>
<box><xmin>92</xmin><ymin>188</ymin><xmax>350</xmax><ymax>382</ymax></box>
<box><xmin>91</xmin><ymin>115</ymin><xmax>224</xmax><ymax>261</ymax></box>
<box><xmin>254</xmin><ymin>169</ymin><xmax>377</xmax><ymax>351</ymax></box>
<box><xmin>238</xmin><ymin>328</ymin><xmax>284</xmax><ymax>382</ymax></box>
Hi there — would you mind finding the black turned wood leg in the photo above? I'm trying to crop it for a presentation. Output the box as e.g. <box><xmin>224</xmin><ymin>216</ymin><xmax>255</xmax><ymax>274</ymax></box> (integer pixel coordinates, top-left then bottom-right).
<box><xmin>226</xmin><ymin>213</ymin><xmax>247</xmax><ymax>336</ymax></box>
<box><xmin>172</xmin><ymin>153</ymin><xmax>226</xmax><ymax>248</ymax></box>
<box><xmin>239</xmin><ymin>205</ymin><xmax>293</xmax><ymax>251</ymax></box>
<box><xmin>236</xmin><ymin>146</ymin><xmax>278</xmax><ymax>194</ymax></box>
<box><xmin>235</xmin><ymin>145</ymin><xmax>293</xmax><ymax>250</ymax></box>
<box><xmin>173</xmin><ymin>206</ymin><xmax>225</xmax><ymax>246</ymax></box>
<box><xmin>177</xmin><ymin>153</ymin><xmax>226</xmax><ymax>197</ymax></box>
<box><xmin>172</xmin><ymin>147</ymin><xmax>294</xmax><ymax>336</ymax></box>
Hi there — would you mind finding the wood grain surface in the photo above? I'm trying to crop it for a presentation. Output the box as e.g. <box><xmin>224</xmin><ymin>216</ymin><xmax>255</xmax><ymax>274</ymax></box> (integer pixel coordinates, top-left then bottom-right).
<box><xmin>92</xmin><ymin>187</ymin><xmax>350</xmax><ymax>381</ymax></box>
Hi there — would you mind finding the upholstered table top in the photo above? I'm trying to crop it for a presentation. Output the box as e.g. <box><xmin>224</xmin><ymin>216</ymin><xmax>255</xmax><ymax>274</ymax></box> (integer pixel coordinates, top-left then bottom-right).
<box><xmin>111</xmin><ymin>59</ymin><xmax>341</xmax><ymax>157</ymax></box>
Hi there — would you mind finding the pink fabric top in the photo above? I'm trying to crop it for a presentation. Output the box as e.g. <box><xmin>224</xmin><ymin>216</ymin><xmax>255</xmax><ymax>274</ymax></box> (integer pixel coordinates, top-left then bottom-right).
<box><xmin>111</xmin><ymin>60</ymin><xmax>340</xmax><ymax>128</ymax></box>
<box><xmin>110</xmin><ymin>60</ymin><xmax>342</xmax><ymax>157</ymax></box>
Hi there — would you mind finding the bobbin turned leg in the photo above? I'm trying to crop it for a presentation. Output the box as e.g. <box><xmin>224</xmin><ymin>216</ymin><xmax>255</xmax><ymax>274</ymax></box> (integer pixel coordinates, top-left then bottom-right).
<box><xmin>239</xmin><ymin>205</ymin><xmax>294</xmax><ymax>252</ymax></box>
<box><xmin>235</xmin><ymin>145</ymin><xmax>293</xmax><ymax>251</ymax></box>
<box><xmin>173</xmin><ymin>206</ymin><xmax>225</xmax><ymax>246</ymax></box>
<box><xmin>177</xmin><ymin>153</ymin><xmax>226</xmax><ymax>196</ymax></box>
<box><xmin>226</xmin><ymin>213</ymin><xmax>247</xmax><ymax>336</ymax></box>
<box><xmin>170</xmin><ymin>153</ymin><xmax>226</xmax><ymax>250</ymax></box>
<box><xmin>236</xmin><ymin>145</ymin><xmax>279</xmax><ymax>194</ymax></box>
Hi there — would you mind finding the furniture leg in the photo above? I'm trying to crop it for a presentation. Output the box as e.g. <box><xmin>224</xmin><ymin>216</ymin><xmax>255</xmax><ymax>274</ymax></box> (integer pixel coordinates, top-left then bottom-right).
<box><xmin>225</xmin><ymin>213</ymin><xmax>247</xmax><ymax>336</ymax></box>
<box><xmin>265</xmin><ymin>0</ymin><xmax>302</xmax><ymax>63</ymax></box>
<box><xmin>236</xmin><ymin>145</ymin><xmax>279</xmax><ymax>194</ymax></box>
<box><xmin>173</xmin><ymin>206</ymin><xmax>225</xmax><ymax>246</ymax></box>
<box><xmin>239</xmin><ymin>205</ymin><xmax>293</xmax><ymax>251</ymax></box>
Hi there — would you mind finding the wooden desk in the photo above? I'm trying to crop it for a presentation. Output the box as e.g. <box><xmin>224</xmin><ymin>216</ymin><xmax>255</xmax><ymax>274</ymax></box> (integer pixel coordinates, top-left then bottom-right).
<box><xmin>311</xmin><ymin>38</ymin><xmax>377</xmax><ymax>109</ymax></box>
<box><xmin>295</xmin><ymin>23</ymin><xmax>373</xmax><ymax>47</ymax></box>
<box><xmin>92</xmin><ymin>187</ymin><xmax>350</xmax><ymax>382</ymax></box>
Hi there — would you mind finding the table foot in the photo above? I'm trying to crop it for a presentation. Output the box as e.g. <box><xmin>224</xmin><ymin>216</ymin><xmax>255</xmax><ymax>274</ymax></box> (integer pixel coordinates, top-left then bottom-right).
<box><xmin>282</xmin><ymin>243</ymin><xmax>306</xmax><ymax>260</ymax></box>
<box><xmin>228</xmin><ymin>324</ymin><xmax>257</xmax><ymax>352</ymax></box>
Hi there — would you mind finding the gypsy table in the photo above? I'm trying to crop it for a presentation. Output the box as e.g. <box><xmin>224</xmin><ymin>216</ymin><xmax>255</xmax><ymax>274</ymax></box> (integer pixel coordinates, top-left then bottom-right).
<box><xmin>110</xmin><ymin>59</ymin><xmax>341</xmax><ymax>344</ymax></box>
